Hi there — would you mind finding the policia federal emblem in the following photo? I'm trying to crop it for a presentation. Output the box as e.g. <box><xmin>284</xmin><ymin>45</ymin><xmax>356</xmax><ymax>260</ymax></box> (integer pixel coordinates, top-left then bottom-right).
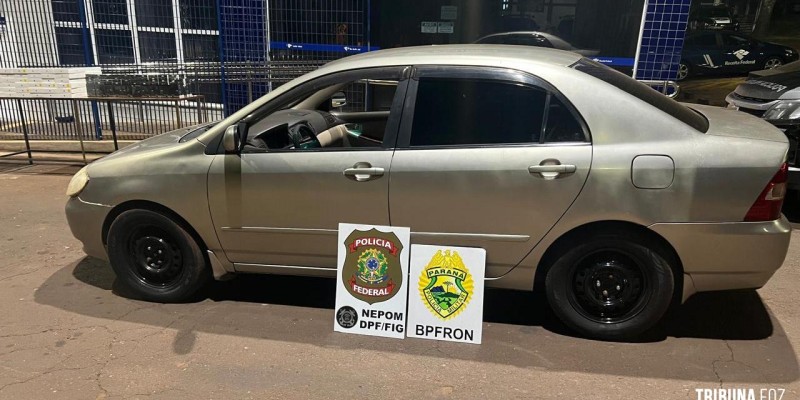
<box><xmin>418</xmin><ymin>250</ymin><xmax>474</xmax><ymax>320</ymax></box>
<box><xmin>342</xmin><ymin>228</ymin><xmax>404</xmax><ymax>304</ymax></box>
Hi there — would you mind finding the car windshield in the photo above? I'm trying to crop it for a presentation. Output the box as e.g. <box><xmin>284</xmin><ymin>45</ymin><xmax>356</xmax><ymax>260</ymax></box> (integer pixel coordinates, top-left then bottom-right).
<box><xmin>572</xmin><ymin>58</ymin><xmax>709</xmax><ymax>133</ymax></box>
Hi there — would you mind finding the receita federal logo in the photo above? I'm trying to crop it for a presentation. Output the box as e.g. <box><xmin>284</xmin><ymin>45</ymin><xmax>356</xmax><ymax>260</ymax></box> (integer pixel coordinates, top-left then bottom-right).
<box><xmin>733</xmin><ymin>48</ymin><xmax>750</xmax><ymax>60</ymax></box>
<box><xmin>342</xmin><ymin>228</ymin><xmax>404</xmax><ymax>304</ymax></box>
<box><xmin>419</xmin><ymin>249</ymin><xmax>474</xmax><ymax>320</ymax></box>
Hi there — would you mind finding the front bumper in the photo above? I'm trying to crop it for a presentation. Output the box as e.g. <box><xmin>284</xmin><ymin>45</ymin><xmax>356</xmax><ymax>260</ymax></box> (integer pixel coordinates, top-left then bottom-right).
<box><xmin>65</xmin><ymin>196</ymin><xmax>112</xmax><ymax>261</ymax></box>
<box><xmin>650</xmin><ymin>216</ymin><xmax>791</xmax><ymax>293</ymax></box>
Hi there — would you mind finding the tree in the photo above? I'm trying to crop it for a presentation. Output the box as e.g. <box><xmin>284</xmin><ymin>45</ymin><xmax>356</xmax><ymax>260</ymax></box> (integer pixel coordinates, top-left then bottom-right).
<box><xmin>443</xmin><ymin>281</ymin><xmax>454</xmax><ymax>294</ymax></box>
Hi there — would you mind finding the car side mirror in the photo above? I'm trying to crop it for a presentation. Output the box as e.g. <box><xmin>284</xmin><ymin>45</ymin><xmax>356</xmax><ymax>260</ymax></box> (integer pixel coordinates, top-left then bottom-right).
<box><xmin>331</xmin><ymin>91</ymin><xmax>347</xmax><ymax>108</ymax></box>
<box><xmin>222</xmin><ymin>122</ymin><xmax>248</xmax><ymax>154</ymax></box>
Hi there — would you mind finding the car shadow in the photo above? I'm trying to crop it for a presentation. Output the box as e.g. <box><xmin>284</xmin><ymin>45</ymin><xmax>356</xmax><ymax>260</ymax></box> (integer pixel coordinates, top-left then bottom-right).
<box><xmin>35</xmin><ymin>256</ymin><xmax>800</xmax><ymax>383</ymax></box>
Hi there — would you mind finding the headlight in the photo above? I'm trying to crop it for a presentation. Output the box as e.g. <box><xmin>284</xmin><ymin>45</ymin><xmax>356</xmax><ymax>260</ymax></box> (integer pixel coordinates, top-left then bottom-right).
<box><xmin>763</xmin><ymin>100</ymin><xmax>800</xmax><ymax>121</ymax></box>
<box><xmin>66</xmin><ymin>166</ymin><xmax>90</xmax><ymax>197</ymax></box>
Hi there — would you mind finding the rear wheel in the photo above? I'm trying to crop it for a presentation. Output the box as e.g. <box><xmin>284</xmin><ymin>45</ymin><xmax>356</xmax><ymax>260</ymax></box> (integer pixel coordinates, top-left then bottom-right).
<box><xmin>545</xmin><ymin>233</ymin><xmax>675</xmax><ymax>340</ymax></box>
<box><xmin>763</xmin><ymin>56</ymin><xmax>783</xmax><ymax>70</ymax></box>
<box><xmin>107</xmin><ymin>209</ymin><xmax>210</xmax><ymax>302</ymax></box>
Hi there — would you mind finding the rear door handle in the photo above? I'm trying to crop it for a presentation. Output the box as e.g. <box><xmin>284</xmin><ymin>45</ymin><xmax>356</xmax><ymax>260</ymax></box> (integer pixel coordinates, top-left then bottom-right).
<box><xmin>343</xmin><ymin>164</ymin><xmax>384</xmax><ymax>182</ymax></box>
<box><xmin>528</xmin><ymin>163</ymin><xmax>576</xmax><ymax>180</ymax></box>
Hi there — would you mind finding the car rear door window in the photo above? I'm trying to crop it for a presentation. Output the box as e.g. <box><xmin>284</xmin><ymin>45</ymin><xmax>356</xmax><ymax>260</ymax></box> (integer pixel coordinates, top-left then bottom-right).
<box><xmin>544</xmin><ymin>96</ymin><xmax>586</xmax><ymax>142</ymax></box>
<box><xmin>409</xmin><ymin>78</ymin><xmax>547</xmax><ymax>146</ymax></box>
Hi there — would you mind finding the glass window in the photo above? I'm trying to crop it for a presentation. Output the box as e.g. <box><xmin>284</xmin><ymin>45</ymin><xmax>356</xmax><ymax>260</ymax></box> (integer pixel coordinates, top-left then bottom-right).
<box><xmin>92</xmin><ymin>0</ymin><xmax>128</xmax><ymax>25</ymax></box>
<box><xmin>244</xmin><ymin>76</ymin><xmax>401</xmax><ymax>152</ymax></box>
<box><xmin>183</xmin><ymin>34</ymin><xmax>219</xmax><ymax>62</ymax></box>
<box><xmin>544</xmin><ymin>96</ymin><xmax>585</xmax><ymax>142</ymax></box>
<box><xmin>686</xmin><ymin>33</ymin><xmax>717</xmax><ymax>47</ymax></box>
<box><xmin>724</xmin><ymin>34</ymin><xmax>751</xmax><ymax>47</ymax></box>
<box><xmin>180</xmin><ymin>0</ymin><xmax>218</xmax><ymax>30</ymax></box>
<box><xmin>135</xmin><ymin>0</ymin><xmax>174</xmax><ymax>28</ymax></box>
<box><xmin>95</xmin><ymin>29</ymin><xmax>134</xmax><ymax>64</ymax></box>
<box><xmin>52</xmin><ymin>0</ymin><xmax>80</xmax><ymax>22</ymax></box>
<box><xmin>507</xmin><ymin>34</ymin><xmax>552</xmax><ymax>48</ymax></box>
<box><xmin>138</xmin><ymin>32</ymin><xmax>177</xmax><ymax>62</ymax></box>
<box><xmin>573</xmin><ymin>58</ymin><xmax>709</xmax><ymax>132</ymax></box>
<box><xmin>55</xmin><ymin>27</ymin><xmax>91</xmax><ymax>65</ymax></box>
<box><xmin>410</xmin><ymin>78</ymin><xmax>547</xmax><ymax>147</ymax></box>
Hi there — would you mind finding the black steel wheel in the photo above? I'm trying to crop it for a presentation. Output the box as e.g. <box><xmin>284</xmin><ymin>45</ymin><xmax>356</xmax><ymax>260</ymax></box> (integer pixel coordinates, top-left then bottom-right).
<box><xmin>545</xmin><ymin>232</ymin><xmax>675</xmax><ymax>341</ymax></box>
<box><xmin>107</xmin><ymin>209</ymin><xmax>210</xmax><ymax>302</ymax></box>
<box><xmin>568</xmin><ymin>249</ymin><xmax>648</xmax><ymax>324</ymax></box>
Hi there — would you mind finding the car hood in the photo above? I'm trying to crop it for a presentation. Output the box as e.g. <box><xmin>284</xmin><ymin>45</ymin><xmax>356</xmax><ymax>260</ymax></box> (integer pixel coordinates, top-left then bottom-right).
<box><xmin>686</xmin><ymin>103</ymin><xmax>788</xmax><ymax>143</ymax></box>
<box><xmin>98</xmin><ymin>122</ymin><xmax>216</xmax><ymax>161</ymax></box>
<box><xmin>737</xmin><ymin>61</ymin><xmax>800</xmax><ymax>100</ymax></box>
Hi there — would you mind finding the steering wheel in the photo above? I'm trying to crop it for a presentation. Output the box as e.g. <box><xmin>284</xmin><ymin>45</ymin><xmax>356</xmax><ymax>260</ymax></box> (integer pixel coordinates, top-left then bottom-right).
<box><xmin>289</xmin><ymin>123</ymin><xmax>322</xmax><ymax>149</ymax></box>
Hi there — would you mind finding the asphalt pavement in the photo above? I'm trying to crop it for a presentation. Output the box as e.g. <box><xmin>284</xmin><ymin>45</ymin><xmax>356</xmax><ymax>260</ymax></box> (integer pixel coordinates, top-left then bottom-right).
<box><xmin>1</xmin><ymin>163</ymin><xmax>799</xmax><ymax>399</ymax></box>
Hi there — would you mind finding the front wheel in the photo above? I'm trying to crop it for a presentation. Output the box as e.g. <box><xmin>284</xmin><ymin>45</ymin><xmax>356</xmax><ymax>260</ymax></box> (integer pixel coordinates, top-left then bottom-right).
<box><xmin>107</xmin><ymin>209</ymin><xmax>210</xmax><ymax>302</ymax></box>
<box><xmin>763</xmin><ymin>56</ymin><xmax>783</xmax><ymax>70</ymax></box>
<box><xmin>545</xmin><ymin>233</ymin><xmax>675</xmax><ymax>340</ymax></box>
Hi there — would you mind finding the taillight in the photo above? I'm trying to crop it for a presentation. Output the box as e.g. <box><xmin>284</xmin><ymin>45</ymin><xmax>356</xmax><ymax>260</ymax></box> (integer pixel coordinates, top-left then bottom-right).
<box><xmin>744</xmin><ymin>162</ymin><xmax>788</xmax><ymax>222</ymax></box>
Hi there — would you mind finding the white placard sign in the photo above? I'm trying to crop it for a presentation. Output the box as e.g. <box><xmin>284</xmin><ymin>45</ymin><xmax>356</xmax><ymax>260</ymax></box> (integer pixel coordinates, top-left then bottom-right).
<box><xmin>421</xmin><ymin>21</ymin><xmax>438</xmax><ymax>33</ymax></box>
<box><xmin>334</xmin><ymin>223</ymin><xmax>411</xmax><ymax>339</ymax></box>
<box><xmin>437</xmin><ymin>21</ymin><xmax>454</xmax><ymax>34</ymax></box>
<box><xmin>407</xmin><ymin>245</ymin><xmax>486</xmax><ymax>344</ymax></box>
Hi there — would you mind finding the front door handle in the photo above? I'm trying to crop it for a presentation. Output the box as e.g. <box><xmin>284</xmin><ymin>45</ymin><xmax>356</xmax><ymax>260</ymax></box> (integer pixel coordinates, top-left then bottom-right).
<box><xmin>344</xmin><ymin>163</ymin><xmax>384</xmax><ymax>182</ymax></box>
<box><xmin>528</xmin><ymin>162</ymin><xmax>576</xmax><ymax>180</ymax></box>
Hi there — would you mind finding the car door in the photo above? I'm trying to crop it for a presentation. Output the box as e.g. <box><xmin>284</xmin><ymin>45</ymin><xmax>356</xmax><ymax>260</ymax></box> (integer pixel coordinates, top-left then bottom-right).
<box><xmin>684</xmin><ymin>32</ymin><xmax>724</xmax><ymax>72</ymax></box>
<box><xmin>388</xmin><ymin>67</ymin><xmax>592</xmax><ymax>278</ymax></box>
<box><xmin>206</xmin><ymin>67</ymin><xmax>408</xmax><ymax>271</ymax></box>
<box><xmin>720</xmin><ymin>33</ymin><xmax>759</xmax><ymax>72</ymax></box>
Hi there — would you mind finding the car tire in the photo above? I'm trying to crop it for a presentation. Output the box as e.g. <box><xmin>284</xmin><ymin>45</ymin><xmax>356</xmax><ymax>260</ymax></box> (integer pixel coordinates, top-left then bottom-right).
<box><xmin>107</xmin><ymin>209</ymin><xmax>210</xmax><ymax>302</ymax></box>
<box><xmin>677</xmin><ymin>61</ymin><xmax>691</xmax><ymax>81</ymax></box>
<box><xmin>762</xmin><ymin>56</ymin><xmax>783</xmax><ymax>70</ymax></box>
<box><xmin>544</xmin><ymin>233</ymin><xmax>675</xmax><ymax>341</ymax></box>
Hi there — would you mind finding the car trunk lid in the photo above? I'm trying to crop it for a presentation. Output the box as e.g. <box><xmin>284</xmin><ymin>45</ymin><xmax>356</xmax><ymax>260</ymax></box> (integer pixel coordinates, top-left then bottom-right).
<box><xmin>685</xmin><ymin>103</ymin><xmax>789</xmax><ymax>143</ymax></box>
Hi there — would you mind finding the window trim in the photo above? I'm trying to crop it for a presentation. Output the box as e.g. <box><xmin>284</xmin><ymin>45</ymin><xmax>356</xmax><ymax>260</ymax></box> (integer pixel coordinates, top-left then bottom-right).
<box><xmin>395</xmin><ymin>65</ymin><xmax>591</xmax><ymax>150</ymax></box>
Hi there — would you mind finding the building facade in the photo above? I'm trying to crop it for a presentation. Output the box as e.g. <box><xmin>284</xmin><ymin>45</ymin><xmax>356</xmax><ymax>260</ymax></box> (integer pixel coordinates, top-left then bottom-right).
<box><xmin>0</xmin><ymin>0</ymin><xmax>774</xmax><ymax>115</ymax></box>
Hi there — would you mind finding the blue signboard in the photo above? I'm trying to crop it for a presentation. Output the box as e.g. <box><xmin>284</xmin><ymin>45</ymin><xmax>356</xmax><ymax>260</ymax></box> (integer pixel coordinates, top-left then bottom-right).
<box><xmin>591</xmin><ymin>57</ymin><xmax>635</xmax><ymax>67</ymax></box>
<box><xmin>271</xmin><ymin>42</ymin><xmax>379</xmax><ymax>53</ymax></box>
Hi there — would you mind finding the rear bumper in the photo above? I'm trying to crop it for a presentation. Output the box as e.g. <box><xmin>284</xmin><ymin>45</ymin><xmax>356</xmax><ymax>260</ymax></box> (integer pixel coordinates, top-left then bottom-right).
<box><xmin>650</xmin><ymin>216</ymin><xmax>791</xmax><ymax>293</ymax></box>
<box><xmin>65</xmin><ymin>196</ymin><xmax>111</xmax><ymax>261</ymax></box>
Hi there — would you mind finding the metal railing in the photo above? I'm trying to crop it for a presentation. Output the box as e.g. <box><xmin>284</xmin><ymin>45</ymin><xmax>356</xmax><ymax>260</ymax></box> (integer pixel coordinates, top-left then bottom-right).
<box><xmin>640</xmin><ymin>80</ymin><xmax>681</xmax><ymax>99</ymax></box>
<box><xmin>0</xmin><ymin>95</ymin><xmax>213</xmax><ymax>165</ymax></box>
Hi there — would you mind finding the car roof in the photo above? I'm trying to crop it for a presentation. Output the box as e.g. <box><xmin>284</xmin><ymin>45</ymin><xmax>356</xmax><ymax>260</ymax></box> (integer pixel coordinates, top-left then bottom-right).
<box><xmin>323</xmin><ymin>44</ymin><xmax>582</xmax><ymax>71</ymax></box>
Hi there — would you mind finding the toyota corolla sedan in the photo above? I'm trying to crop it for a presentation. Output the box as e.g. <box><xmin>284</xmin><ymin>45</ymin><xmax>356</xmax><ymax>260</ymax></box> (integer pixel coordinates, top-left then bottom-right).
<box><xmin>66</xmin><ymin>45</ymin><xmax>791</xmax><ymax>340</ymax></box>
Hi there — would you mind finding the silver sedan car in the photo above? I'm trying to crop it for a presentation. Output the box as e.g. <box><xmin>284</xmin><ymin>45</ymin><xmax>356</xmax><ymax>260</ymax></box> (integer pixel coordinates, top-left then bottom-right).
<box><xmin>66</xmin><ymin>45</ymin><xmax>791</xmax><ymax>340</ymax></box>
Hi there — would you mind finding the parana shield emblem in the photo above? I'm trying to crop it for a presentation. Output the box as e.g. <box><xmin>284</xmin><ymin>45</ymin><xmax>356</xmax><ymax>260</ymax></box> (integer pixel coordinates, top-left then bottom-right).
<box><xmin>342</xmin><ymin>228</ymin><xmax>404</xmax><ymax>304</ymax></box>
<box><xmin>419</xmin><ymin>250</ymin><xmax>474</xmax><ymax>320</ymax></box>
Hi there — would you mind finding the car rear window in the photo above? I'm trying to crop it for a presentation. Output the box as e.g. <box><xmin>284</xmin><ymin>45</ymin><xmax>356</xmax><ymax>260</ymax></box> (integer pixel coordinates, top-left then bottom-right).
<box><xmin>572</xmin><ymin>58</ymin><xmax>709</xmax><ymax>133</ymax></box>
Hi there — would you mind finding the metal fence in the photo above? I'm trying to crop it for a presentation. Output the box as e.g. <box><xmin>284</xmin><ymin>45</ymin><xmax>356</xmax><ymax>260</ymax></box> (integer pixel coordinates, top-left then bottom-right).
<box><xmin>2</xmin><ymin>0</ymin><xmax>368</xmax><ymax>121</ymax></box>
<box><xmin>0</xmin><ymin>95</ymin><xmax>209</xmax><ymax>141</ymax></box>
<box><xmin>0</xmin><ymin>95</ymin><xmax>213</xmax><ymax>165</ymax></box>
